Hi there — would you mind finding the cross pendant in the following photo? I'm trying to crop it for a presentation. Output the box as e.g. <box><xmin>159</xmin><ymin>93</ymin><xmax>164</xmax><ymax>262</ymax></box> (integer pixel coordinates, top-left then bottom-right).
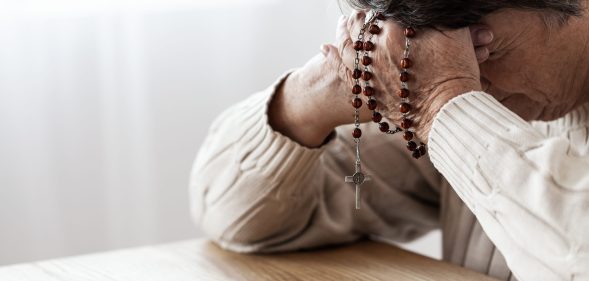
<box><xmin>345</xmin><ymin>162</ymin><xmax>372</xmax><ymax>210</ymax></box>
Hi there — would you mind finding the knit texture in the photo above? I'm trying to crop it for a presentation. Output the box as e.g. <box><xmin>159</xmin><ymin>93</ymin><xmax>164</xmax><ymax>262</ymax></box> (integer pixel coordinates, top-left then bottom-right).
<box><xmin>190</xmin><ymin>73</ymin><xmax>589</xmax><ymax>281</ymax></box>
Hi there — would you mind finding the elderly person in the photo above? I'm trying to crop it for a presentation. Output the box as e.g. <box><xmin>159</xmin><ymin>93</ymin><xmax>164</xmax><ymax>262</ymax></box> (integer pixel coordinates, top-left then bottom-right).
<box><xmin>189</xmin><ymin>0</ymin><xmax>589</xmax><ymax>280</ymax></box>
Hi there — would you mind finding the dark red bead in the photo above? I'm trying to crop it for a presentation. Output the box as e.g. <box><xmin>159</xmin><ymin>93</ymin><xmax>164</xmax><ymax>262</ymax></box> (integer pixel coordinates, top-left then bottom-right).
<box><xmin>398</xmin><ymin>88</ymin><xmax>410</xmax><ymax>98</ymax></box>
<box><xmin>352</xmin><ymin>85</ymin><xmax>362</xmax><ymax>95</ymax></box>
<box><xmin>362</xmin><ymin>56</ymin><xmax>372</xmax><ymax>66</ymax></box>
<box><xmin>362</xmin><ymin>71</ymin><xmax>373</xmax><ymax>81</ymax></box>
<box><xmin>363</xmin><ymin>86</ymin><xmax>375</xmax><ymax>97</ymax></box>
<box><xmin>354</xmin><ymin>40</ymin><xmax>364</xmax><ymax>51</ymax></box>
<box><xmin>401</xmin><ymin>118</ymin><xmax>413</xmax><ymax>129</ymax></box>
<box><xmin>407</xmin><ymin>141</ymin><xmax>417</xmax><ymax>151</ymax></box>
<box><xmin>372</xmin><ymin>112</ymin><xmax>383</xmax><ymax>123</ymax></box>
<box><xmin>403</xmin><ymin>131</ymin><xmax>414</xmax><ymax>141</ymax></box>
<box><xmin>412</xmin><ymin>149</ymin><xmax>422</xmax><ymax>159</ymax></box>
<box><xmin>400</xmin><ymin>102</ymin><xmax>411</xmax><ymax>114</ymax></box>
<box><xmin>352</xmin><ymin>69</ymin><xmax>362</xmax><ymax>79</ymax></box>
<box><xmin>367</xmin><ymin>99</ymin><xmax>377</xmax><ymax>110</ymax></box>
<box><xmin>376</xmin><ymin>13</ymin><xmax>386</xmax><ymax>20</ymax></box>
<box><xmin>405</xmin><ymin>27</ymin><xmax>416</xmax><ymax>38</ymax></box>
<box><xmin>418</xmin><ymin>144</ymin><xmax>427</xmax><ymax>156</ymax></box>
<box><xmin>353</xmin><ymin>128</ymin><xmax>362</xmax><ymax>138</ymax></box>
<box><xmin>401</xmin><ymin>58</ymin><xmax>413</xmax><ymax>69</ymax></box>
<box><xmin>352</xmin><ymin>98</ymin><xmax>363</xmax><ymax>109</ymax></box>
<box><xmin>400</xmin><ymin>71</ymin><xmax>410</xmax><ymax>82</ymax></box>
<box><xmin>379</xmin><ymin>122</ymin><xmax>390</xmax><ymax>132</ymax></box>
<box><xmin>369</xmin><ymin>25</ymin><xmax>381</xmax><ymax>35</ymax></box>
<box><xmin>363</xmin><ymin>41</ymin><xmax>375</xmax><ymax>51</ymax></box>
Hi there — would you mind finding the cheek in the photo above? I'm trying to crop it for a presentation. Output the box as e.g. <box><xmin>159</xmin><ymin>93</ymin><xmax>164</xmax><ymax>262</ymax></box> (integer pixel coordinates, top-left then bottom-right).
<box><xmin>500</xmin><ymin>94</ymin><xmax>544</xmax><ymax>120</ymax></box>
<box><xmin>480</xmin><ymin>54</ymin><xmax>531</xmax><ymax>92</ymax></box>
<box><xmin>481</xmin><ymin>52</ymin><xmax>565</xmax><ymax>110</ymax></box>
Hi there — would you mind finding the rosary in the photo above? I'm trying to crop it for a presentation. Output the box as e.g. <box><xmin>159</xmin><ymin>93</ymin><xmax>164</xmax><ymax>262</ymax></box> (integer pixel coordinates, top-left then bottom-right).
<box><xmin>345</xmin><ymin>12</ymin><xmax>427</xmax><ymax>209</ymax></box>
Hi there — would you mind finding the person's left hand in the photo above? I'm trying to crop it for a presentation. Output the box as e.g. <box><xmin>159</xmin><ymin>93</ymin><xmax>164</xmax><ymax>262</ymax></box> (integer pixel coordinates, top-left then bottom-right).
<box><xmin>325</xmin><ymin>11</ymin><xmax>483</xmax><ymax>142</ymax></box>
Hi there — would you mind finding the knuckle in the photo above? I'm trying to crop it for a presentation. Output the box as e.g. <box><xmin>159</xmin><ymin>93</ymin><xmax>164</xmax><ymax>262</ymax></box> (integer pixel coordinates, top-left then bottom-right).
<box><xmin>340</xmin><ymin>38</ymin><xmax>351</xmax><ymax>52</ymax></box>
<box><xmin>347</xmin><ymin>10</ymin><xmax>366</xmax><ymax>34</ymax></box>
<box><xmin>346</xmin><ymin>15</ymin><xmax>355</xmax><ymax>33</ymax></box>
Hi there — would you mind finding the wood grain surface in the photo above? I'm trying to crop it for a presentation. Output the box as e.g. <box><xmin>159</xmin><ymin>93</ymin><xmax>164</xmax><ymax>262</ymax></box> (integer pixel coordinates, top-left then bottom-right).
<box><xmin>0</xmin><ymin>239</ymin><xmax>499</xmax><ymax>281</ymax></box>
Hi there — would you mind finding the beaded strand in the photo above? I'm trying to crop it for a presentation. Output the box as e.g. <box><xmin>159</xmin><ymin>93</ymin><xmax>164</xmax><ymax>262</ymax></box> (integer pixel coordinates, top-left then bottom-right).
<box><xmin>345</xmin><ymin>12</ymin><xmax>427</xmax><ymax>209</ymax></box>
<box><xmin>399</xmin><ymin>27</ymin><xmax>427</xmax><ymax>159</ymax></box>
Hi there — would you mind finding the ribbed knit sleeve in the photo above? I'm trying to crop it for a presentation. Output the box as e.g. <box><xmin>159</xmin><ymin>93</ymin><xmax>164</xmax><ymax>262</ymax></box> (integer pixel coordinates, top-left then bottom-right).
<box><xmin>428</xmin><ymin>91</ymin><xmax>589</xmax><ymax>281</ymax></box>
<box><xmin>190</xmin><ymin>72</ymin><xmax>441</xmax><ymax>253</ymax></box>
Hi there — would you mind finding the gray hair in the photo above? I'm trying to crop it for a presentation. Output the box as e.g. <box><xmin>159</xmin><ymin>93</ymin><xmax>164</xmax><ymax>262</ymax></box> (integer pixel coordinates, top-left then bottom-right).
<box><xmin>344</xmin><ymin>0</ymin><xmax>584</xmax><ymax>28</ymax></box>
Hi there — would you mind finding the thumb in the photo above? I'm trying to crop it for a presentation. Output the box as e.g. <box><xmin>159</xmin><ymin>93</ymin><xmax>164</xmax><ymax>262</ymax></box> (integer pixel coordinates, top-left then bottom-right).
<box><xmin>320</xmin><ymin>44</ymin><xmax>349</xmax><ymax>82</ymax></box>
<box><xmin>320</xmin><ymin>43</ymin><xmax>372</xmax><ymax>123</ymax></box>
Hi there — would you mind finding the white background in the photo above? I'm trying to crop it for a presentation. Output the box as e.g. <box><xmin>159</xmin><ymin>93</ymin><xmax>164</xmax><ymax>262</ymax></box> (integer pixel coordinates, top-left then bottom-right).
<box><xmin>0</xmin><ymin>0</ymin><xmax>440</xmax><ymax>265</ymax></box>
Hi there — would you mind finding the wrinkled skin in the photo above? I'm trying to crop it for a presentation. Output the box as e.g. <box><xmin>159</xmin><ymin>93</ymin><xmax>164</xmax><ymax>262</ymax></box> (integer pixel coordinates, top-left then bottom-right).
<box><xmin>332</xmin><ymin>9</ymin><xmax>589</xmax><ymax>141</ymax></box>
<box><xmin>268</xmin><ymin>8</ymin><xmax>589</xmax><ymax>148</ymax></box>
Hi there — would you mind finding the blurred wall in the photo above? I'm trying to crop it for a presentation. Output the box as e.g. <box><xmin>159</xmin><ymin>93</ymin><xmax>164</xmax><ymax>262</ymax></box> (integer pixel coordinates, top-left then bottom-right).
<box><xmin>0</xmin><ymin>0</ymin><xmax>440</xmax><ymax>265</ymax></box>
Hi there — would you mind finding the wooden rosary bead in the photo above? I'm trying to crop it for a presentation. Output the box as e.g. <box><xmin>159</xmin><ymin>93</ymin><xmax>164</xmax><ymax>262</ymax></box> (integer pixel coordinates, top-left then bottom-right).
<box><xmin>405</xmin><ymin>27</ymin><xmax>416</xmax><ymax>38</ymax></box>
<box><xmin>363</xmin><ymin>86</ymin><xmax>375</xmax><ymax>97</ymax></box>
<box><xmin>352</xmin><ymin>98</ymin><xmax>363</xmax><ymax>109</ymax></box>
<box><xmin>379</xmin><ymin>122</ymin><xmax>390</xmax><ymax>132</ymax></box>
<box><xmin>369</xmin><ymin>25</ymin><xmax>381</xmax><ymax>35</ymax></box>
<box><xmin>399</xmin><ymin>102</ymin><xmax>412</xmax><ymax>114</ymax></box>
<box><xmin>362</xmin><ymin>56</ymin><xmax>372</xmax><ymax>66</ymax></box>
<box><xmin>372</xmin><ymin>112</ymin><xmax>383</xmax><ymax>123</ymax></box>
<box><xmin>352</xmin><ymin>85</ymin><xmax>362</xmax><ymax>95</ymax></box>
<box><xmin>401</xmin><ymin>58</ymin><xmax>413</xmax><ymax>69</ymax></box>
<box><xmin>400</xmin><ymin>71</ymin><xmax>410</xmax><ymax>82</ymax></box>
<box><xmin>398</xmin><ymin>88</ymin><xmax>410</xmax><ymax>98</ymax></box>
<box><xmin>362</xmin><ymin>71</ymin><xmax>373</xmax><ymax>81</ymax></box>
<box><xmin>403</xmin><ymin>131</ymin><xmax>414</xmax><ymax>141</ymax></box>
<box><xmin>401</xmin><ymin>118</ymin><xmax>413</xmax><ymax>129</ymax></box>
<box><xmin>363</xmin><ymin>41</ymin><xmax>375</xmax><ymax>51</ymax></box>
<box><xmin>353</xmin><ymin>128</ymin><xmax>362</xmax><ymax>138</ymax></box>
<box><xmin>354</xmin><ymin>40</ymin><xmax>364</xmax><ymax>51</ymax></box>
<box><xmin>412</xmin><ymin>149</ymin><xmax>422</xmax><ymax>159</ymax></box>
<box><xmin>406</xmin><ymin>141</ymin><xmax>417</xmax><ymax>151</ymax></box>
<box><xmin>352</xmin><ymin>69</ymin><xmax>362</xmax><ymax>79</ymax></box>
<box><xmin>418</xmin><ymin>144</ymin><xmax>427</xmax><ymax>156</ymax></box>
<box><xmin>367</xmin><ymin>99</ymin><xmax>377</xmax><ymax>110</ymax></box>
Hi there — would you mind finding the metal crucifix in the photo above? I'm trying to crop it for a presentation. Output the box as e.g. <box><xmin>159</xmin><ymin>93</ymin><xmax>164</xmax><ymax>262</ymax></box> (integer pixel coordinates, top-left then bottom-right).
<box><xmin>345</xmin><ymin>141</ymin><xmax>372</xmax><ymax>209</ymax></box>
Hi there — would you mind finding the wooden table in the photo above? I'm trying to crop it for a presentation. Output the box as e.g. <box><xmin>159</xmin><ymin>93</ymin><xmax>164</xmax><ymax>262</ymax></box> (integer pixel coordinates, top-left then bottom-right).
<box><xmin>0</xmin><ymin>239</ymin><xmax>498</xmax><ymax>281</ymax></box>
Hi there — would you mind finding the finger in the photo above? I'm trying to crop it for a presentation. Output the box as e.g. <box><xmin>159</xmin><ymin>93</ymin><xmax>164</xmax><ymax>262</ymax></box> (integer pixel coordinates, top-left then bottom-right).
<box><xmin>475</xmin><ymin>46</ymin><xmax>490</xmax><ymax>64</ymax></box>
<box><xmin>334</xmin><ymin>15</ymin><xmax>348</xmax><ymax>42</ymax></box>
<box><xmin>347</xmin><ymin>10</ymin><xmax>367</xmax><ymax>43</ymax></box>
<box><xmin>323</xmin><ymin>43</ymin><xmax>357</xmax><ymax>92</ymax></box>
<box><xmin>321</xmin><ymin>44</ymin><xmax>348</xmax><ymax>81</ymax></box>
<box><xmin>469</xmin><ymin>24</ymin><xmax>493</xmax><ymax>47</ymax></box>
<box><xmin>336</xmin><ymin>16</ymin><xmax>361</xmax><ymax>72</ymax></box>
<box><xmin>321</xmin><ymin>44</ymin><xmax>372</xmax><ymax>123</ymax></box>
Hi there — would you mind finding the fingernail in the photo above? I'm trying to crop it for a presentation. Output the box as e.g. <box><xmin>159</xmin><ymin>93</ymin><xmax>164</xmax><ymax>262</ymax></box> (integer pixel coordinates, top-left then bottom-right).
<box><xmin>476</xmin><ymin>29</ymin><xmax>493</xmax><ymax>44</ymax></box>
<box><xmin>320</xmin><ymin>44</ymin><xmax>329</xmax><ymax>56</ymax></box>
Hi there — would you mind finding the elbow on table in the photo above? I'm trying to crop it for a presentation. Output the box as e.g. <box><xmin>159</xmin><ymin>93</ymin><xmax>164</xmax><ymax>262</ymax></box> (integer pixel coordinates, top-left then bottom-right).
<box><xmin>204</xmin><ymin>227</ymin><xmax>269</xmax><ymax>254</ymax></box>
<box><xmin>191</xmin><ymin>195</ymin><xmax>300</xmax><ymax>254</ymax></box>
<box><xmin>197</xmin><ymin>213</ymin><xmax>290</xmax><ymax>254</ymax></box>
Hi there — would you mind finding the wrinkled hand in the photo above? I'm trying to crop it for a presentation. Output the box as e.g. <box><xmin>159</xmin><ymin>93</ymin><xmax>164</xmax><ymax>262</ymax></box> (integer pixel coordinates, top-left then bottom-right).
<box><xmin>327</xmin><ymin>11</ymin><xmax>484</xmax><ymax>142</ymax></box>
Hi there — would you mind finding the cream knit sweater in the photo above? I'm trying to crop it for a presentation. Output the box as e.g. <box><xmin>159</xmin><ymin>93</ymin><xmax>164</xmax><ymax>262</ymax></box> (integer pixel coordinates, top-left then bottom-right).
<box><xmin>190</xmin><ymin>72</ymin><xmax>589</xmax><ymax>281</ymax></box>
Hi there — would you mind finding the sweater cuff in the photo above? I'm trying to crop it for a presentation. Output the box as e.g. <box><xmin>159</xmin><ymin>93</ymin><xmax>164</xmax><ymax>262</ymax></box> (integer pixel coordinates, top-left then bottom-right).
<box><xmin>427</xmin><ymin>92</ymin><xmax>543</xmax><ymax>208</ymax></box>
<box><xmin>238</xmin><ymin>70</ymin><xmax>336</xmax><ymax>197</ymax></box>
